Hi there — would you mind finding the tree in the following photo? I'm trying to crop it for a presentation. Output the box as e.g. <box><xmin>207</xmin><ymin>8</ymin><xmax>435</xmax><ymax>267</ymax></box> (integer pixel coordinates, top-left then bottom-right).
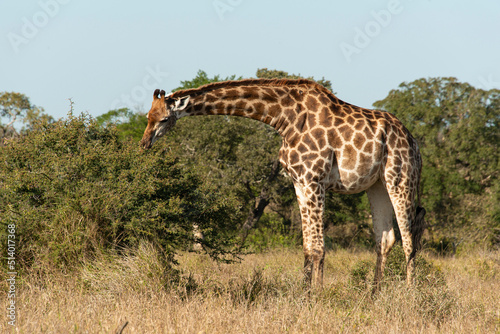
<box><xmin>0</xmin><ymin>92</ymin><xmax>53</xmax><ymax>143</ymax></box>
<box><xmin>374</xmin><ymin>77</ymin><xmax>499</xmax><ymax>247</ymax></box>
<box><xmin>96</xmin><ymin>108</ymin><xmax>147</xmax><ymax>142</ymax></box>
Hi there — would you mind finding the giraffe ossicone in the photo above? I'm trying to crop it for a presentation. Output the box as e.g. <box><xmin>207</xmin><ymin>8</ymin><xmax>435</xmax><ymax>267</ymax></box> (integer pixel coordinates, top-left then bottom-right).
<box><xmin>141</xmin><ymin>78</ymin><xmax>426</xmax><ymax>289</ymax></box>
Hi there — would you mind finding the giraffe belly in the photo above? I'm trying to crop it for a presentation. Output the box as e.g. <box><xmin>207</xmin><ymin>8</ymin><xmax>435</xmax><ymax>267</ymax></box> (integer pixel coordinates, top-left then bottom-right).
<box><xmin>326</xmin><ymin>163</ymin><xmax>381</xmax><ymax>194</ymax></box>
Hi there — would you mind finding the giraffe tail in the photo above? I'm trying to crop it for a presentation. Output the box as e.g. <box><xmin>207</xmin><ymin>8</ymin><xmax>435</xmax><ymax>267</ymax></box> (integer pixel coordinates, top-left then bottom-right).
<box><xmin>410</xmin><ymin>206</ymin><xmax>426</xmax><ymax>259</ymax></box>
<box><xmin>411</xmin><ymin>150</ymin><xmax>426</xmax><ymax>259</ymax></box>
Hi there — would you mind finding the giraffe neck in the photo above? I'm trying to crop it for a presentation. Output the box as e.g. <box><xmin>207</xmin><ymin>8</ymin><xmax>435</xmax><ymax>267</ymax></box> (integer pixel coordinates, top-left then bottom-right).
<box><xmin>170</xmin><ymin>79</ymin><xmax>333</xmax><ymax>135</ymax></box>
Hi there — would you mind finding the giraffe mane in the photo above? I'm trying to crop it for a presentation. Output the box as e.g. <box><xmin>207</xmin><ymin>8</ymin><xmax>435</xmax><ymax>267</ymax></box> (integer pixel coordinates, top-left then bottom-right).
<box><xmin>169</xmin><ymin>78</ymin><xmax>336</xmax><ymax>100</ymax></box>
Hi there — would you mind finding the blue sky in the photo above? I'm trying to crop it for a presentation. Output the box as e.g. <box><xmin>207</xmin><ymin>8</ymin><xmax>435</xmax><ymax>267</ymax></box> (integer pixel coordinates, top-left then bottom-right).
<box><xmin>1</xmin><ymin>0</ymin><xmax>499</xmax><ymax>120</ymax></box>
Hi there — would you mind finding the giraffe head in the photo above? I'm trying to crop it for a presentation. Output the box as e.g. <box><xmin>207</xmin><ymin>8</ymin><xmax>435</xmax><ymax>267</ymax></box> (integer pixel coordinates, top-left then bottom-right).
<box><xmin>140</xmin><ymin>89</ymin><xmax>190</xmax><ymax>149</ymax></box>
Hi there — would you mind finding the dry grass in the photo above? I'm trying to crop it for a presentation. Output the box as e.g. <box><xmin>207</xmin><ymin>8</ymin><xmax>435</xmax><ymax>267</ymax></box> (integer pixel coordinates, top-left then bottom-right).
<box><xmin>1</xmin><ymin>244</ymin><xmax>499</xmax><ymax>333</ymax></box>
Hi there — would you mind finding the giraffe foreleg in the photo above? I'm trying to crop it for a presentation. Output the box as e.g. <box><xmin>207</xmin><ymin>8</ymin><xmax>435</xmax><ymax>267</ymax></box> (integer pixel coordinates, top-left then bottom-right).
<box><xmin>294</xmin><ymin>182</ymin><xmax>326</xmax><ymax>288</ymax></box>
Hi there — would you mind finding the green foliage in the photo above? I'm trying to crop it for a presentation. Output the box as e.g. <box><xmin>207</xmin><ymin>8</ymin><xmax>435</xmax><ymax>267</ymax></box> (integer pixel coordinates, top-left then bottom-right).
<box><xmin>324</xmin><ymin>192</ymin><xmax>372</xmax><ymax>249</ymax></box>
<box><xmin>0</xmin><ymin>113</ymin><xmax>241</xmax><ymax>272</ymax></box>
<box><xmin>349</xmin><ymin>259</ymin><xmax>374</xmax><ymax>290</ymax></box>
<box><xmin>384</xmin><ymin>245</ymin><xmax>446</xmax><ymax>287</ymax></box>
<box><xmin>425</xmin><ymin>236</ymin><xmax>457</xmax><ymax>256</ymax></box>
<box><xmin>96</xmin><ymin>108</ymin><xmax>147</xmax><ymax>142</ymax></box>
<box><xmin>0</xmin><ymin>92</ymin><xmax>33</xmax><ymax>126</ymax></box>
<box><xmin>348</xmin><ymin>245</ymin><xmax>448</xmax><ymax>294</ymax></box>
<box><xmin>244</xmin><ymin>213</ymin><xmax>299</xmax><ymax>252</ymax></box>
<box><xmin>0</xmin><ymin>91</ymin><xmax>53</xmax><ymax>142</ymax></box>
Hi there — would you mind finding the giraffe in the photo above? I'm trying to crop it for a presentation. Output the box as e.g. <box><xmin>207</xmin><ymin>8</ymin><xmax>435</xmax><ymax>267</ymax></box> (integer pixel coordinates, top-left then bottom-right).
<box><xmin>140</xmin><ymin>79</ymin><xmax>426</xmax><ymax>289</ymax></box>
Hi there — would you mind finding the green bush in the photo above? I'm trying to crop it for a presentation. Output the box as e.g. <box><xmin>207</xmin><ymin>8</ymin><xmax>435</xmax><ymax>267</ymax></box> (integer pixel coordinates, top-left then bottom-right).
<box><xmin>425</xmin><ymin>236</ymin><xmax>457</xmax><ymax>256</ymax></box>
<box><xmin>348</xmin><ymin>244</ymin><xmax>447</xmax><ymax>292</ymax></box>
<box><xmin>384</xmin><ymin>245</ymin><xmax>446</xmax><ymax>289</ymax></box>
<box><xmin>244</xmin><ymin>213</ymin><xmax>299</xmax><ymax>252</ymax></box>
<box><xmin>0</xmin><ymin>114</ymin><xmax>240</xmax><ymax>272</ymax></box>
<box><xmin>349</xmin><ymin>259</ymin><xmax>374</xmax><ymax>290</ymax></box>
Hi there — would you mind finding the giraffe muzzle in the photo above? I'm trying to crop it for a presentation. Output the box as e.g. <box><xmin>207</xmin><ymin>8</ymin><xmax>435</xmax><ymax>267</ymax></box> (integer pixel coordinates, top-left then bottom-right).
<box><xmin>140</xmin><ymin>116</ymin><xmax>177</xmax><ymax>149</ymax></box>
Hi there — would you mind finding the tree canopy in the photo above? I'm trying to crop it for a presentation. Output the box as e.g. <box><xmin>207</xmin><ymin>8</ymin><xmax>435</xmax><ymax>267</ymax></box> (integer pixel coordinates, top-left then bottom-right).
<box><xmin>0</xmin><ymin>92</ymin><xmax>53</xmax><ymax>143</ymax></box>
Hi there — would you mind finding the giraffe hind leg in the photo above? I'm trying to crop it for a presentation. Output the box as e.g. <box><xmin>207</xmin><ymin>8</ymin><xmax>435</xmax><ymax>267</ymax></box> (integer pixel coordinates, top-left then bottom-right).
<box><xmin>366</xmin><ymin>180</ymin><xmax>396</xmax><ymax>292</ymax></box>
<box><xmin>386</xmin><ymin>182</ymin><xmax>418</xmax><ymax>286</ymax></box>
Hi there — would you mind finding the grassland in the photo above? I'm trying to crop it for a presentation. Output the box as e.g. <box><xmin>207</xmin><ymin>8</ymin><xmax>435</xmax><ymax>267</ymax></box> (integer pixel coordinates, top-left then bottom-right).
<box><xmin>1</xmin><ymin>244</ymin><xmax>499</xmax><ymax>333</ymax></box>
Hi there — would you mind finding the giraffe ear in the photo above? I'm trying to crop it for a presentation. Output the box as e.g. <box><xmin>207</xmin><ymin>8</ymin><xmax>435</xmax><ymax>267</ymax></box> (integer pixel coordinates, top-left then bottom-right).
<box><xmin>173</xmin><ymin>96</ymin><xmax>190</xmax><ymax>111</ymax></box>
<box><xmin>153</xmin><ymin>89</ymin><xmax>161</xmax><ymax>100</ymax></box>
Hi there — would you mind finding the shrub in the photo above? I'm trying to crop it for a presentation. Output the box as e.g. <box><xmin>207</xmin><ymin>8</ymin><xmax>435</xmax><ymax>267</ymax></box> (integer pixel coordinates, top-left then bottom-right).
<box><xmin>425</xmin><ymin>236</ymin><xmax>457</xmax><ymax>256</ymax></box>
<box><xmin>349</xmin><ymin>259</ymin><xmax>374</xmax><ymax>290</ymax></box>
<box><xmin>0</xmin><ymin>114</ymin><xmax>240</xmax><ymax>272</ymax></box>
<box><xmin>244</xmin><ymin>213</ymin><xmax>299</xmax><ymax>251</ymax></box>
<box><xmin>384</xmin><ymin>245</ymin><xmax>447</xmax><ymax>290</ymax></box>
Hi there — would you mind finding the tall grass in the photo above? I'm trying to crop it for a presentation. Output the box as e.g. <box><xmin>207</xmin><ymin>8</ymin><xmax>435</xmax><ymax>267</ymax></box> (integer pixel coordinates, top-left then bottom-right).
<box><xmin>1</xmin><ymin>245</ymin><xmax>498</xmax><ymax>333</ymax></box>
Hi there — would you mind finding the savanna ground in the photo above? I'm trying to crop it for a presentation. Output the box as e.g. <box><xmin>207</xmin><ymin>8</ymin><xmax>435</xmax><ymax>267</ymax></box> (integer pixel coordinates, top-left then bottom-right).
<box><xmin>2</xmin><ymin>244</ymin><xmax>499</xmax><ymax>333</ymax></box>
